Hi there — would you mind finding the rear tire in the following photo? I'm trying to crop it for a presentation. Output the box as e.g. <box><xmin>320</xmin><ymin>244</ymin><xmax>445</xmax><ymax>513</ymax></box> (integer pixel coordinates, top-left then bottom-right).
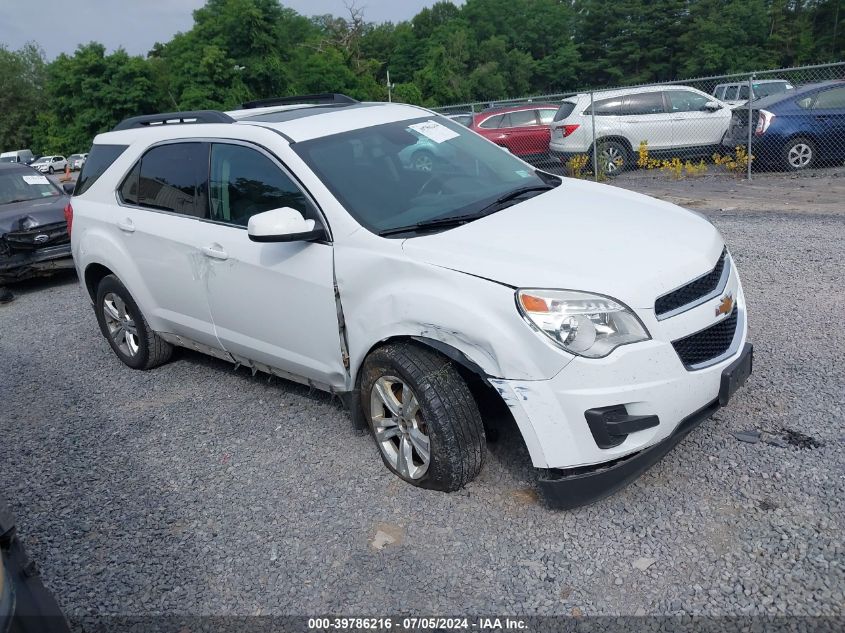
<box><xmin>593</xmin><ymin>140</ymin><xmax>630</xmax><ymax>176</ymax></box>
<box><xmin>95</xmin><ymin>275</ymin><xmax>172</xmax><ymax>370</ymax></box>
<box><xmin>783</xmin><ymin>137</ymin><xmax>816</xmax><ymax>171</ymax></box>
<box><xmin>360</xmin><ymin>342</ymin><xmax>485</xmax><ymax>492</ymax></box>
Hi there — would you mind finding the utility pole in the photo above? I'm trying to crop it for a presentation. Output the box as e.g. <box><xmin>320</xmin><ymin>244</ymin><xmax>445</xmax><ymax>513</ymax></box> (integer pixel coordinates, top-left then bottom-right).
<box><xmin>386</xmin><ymin>69</ymin><xmax>395</xmax><ymax>102</ymax></box>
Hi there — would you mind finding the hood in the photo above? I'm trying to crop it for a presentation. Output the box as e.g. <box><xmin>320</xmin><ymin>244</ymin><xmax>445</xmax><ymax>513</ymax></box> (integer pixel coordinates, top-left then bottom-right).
<box><xmin>0</xmin><ymin>196</ymin><xmax>68</xmax><ymax>235</ymax></box>
<box><xmin>401</xmin><ymin>179</ymin><xmax>724</xmax><ymax>310</ymax></box>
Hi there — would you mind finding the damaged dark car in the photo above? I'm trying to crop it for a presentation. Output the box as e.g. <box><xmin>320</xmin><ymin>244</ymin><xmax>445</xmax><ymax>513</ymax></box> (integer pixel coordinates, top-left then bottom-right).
<box><xmin>0</xmin><ymin>164</ymin><xmax>73</xmax><ymax>284</ymax></box>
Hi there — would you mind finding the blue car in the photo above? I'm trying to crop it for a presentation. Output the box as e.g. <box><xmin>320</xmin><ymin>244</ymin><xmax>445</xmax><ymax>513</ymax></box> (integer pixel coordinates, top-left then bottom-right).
<box><xmin>722</xmin><ymin>80</ymin><xmax>845</xmax><ymax>171</ymax></box>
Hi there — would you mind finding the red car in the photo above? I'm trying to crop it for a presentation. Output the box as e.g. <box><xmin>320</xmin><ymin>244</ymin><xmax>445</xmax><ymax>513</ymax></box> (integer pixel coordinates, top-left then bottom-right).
<box><xmin>470</xmin><ymin>103</ymin><xmax>560</xmax><ymax>164</ymax></box>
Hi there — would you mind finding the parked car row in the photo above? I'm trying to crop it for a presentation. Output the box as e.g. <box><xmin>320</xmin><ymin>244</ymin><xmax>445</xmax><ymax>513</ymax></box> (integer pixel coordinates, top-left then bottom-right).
<box><xmin>0</xmin><ymin>151</ymin><xmax>88</xmax><ymax>171</ymax></box>
<box><xmin>543</xmin><ymin>79</ymin><xmax>844</xmax><ymax>174</ymax></box>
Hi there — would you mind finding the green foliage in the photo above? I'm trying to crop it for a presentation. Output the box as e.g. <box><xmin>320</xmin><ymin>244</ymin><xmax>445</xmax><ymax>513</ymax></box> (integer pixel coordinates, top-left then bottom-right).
<box><xmin>0</xmin><ymin>0</ymin><xmax>842</xmax><ymax>156</ymax></box>
<box><xmin>0</xmin><ymin>43</ymin><xmax>45</xmax><ymax>153</ymax></box>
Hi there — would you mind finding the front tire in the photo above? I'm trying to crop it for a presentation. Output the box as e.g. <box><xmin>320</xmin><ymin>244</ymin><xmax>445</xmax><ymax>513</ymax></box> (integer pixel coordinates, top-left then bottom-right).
<box><xmin>95</xmin><ymin>275</ymin><xmax>172</xmax><ymax>369</ymax></box>
<box><xmin>48</xmin><ymin>166</ymin><xmax>54</xmax><ymax>174</ymax></box>
<box><xmin>783</xmin><ymin>137</ymin><xmax>816</xmax><ymax>171</ymax></box>
<box><xmin>361</xmin><ymin>343</ymin><xmax>485</xmax><ymax>492</ymax></box>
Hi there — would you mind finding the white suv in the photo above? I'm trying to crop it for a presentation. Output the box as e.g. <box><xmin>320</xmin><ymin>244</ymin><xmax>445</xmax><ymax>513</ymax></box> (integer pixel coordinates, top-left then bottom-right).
<box><xmin>69</xmin><ymin>94</ymin><xmax>752</xmax><ymax>508</ymax></box>
<box><xmin>549</xmin><ymin>85</ymin><xmax>731</xmax><ymax>174</ymax></box>
<box><xmin>31</xmin><ymin>155</ymin><xmax>68</xmax><ymax>174</ymax></box>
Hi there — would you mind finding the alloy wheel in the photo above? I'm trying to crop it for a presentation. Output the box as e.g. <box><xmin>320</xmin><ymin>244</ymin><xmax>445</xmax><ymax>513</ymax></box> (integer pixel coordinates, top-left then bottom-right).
<box><xmin>370</xmin><ymin>375</ymin><xmax>431</xmax><ymax>480</ymax></box>
<box><xmin>102</xmin><ymin>292</ymin><xmax>140</xmax><ymax>357</ymax></box>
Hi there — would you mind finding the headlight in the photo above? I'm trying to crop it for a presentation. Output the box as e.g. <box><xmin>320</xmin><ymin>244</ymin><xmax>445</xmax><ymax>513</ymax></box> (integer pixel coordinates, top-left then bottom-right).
<box><xmin>517</xmin><ymin>289</ymin><xmax>650</xmax><ymax>358</ymax></box>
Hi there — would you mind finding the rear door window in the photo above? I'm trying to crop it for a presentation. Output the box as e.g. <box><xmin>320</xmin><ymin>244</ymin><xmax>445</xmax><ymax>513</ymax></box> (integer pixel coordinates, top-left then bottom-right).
<box><xmin>622</xmin><ymin>92</ymin><xmax>666</xmax><ymax>115</ymax></box>
<box><xmin>136</xmin><ymin>142</ymin><xmax>210</xmax><ymax>218</ymax></box>
<box><xmin>478</xmin><ymin>114</ymin><xmax>504</xmax><ymax>129</ymax></box>
<box><xmin>75</xmin><ymin>144</ymin><xmax>128</xmax><ymax>195</ymax></box>
<box><xmin>723</xmin><ymin>86</ymin><xmax>739</xmax><ymax>100</ymax></box>
<box><xmin>501</xmin><ymin>110</ymin><xmax>539</xmax><ymax>127</ymax></box>
<box><xmin>714</xmin><ymin>87</ymin><xmax>726</xmax><ymax>100</ymax></box>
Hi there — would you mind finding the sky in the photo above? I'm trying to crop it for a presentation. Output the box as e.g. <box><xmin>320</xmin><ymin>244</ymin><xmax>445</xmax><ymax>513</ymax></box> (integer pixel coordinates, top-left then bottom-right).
<box><xmin>0</xmin><ymin>0</ymin><xmax>462</xmax><ymax>59</ymax></box>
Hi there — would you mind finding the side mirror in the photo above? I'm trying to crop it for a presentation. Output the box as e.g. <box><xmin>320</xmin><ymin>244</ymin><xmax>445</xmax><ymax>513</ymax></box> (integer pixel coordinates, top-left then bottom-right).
<box><xmin>704</xmin><ymin>101</ymin><xmax>722</xmax><ymax>111</ymax></box>
<box><xmin>247</xmin><ymin>207</ymin><xmax>325</xmax><ymax>243</ymax></box>
<box><xmin>62</xmin><ymin>183</ymin><xmax>75</xmax><ymax>194</ymax></box>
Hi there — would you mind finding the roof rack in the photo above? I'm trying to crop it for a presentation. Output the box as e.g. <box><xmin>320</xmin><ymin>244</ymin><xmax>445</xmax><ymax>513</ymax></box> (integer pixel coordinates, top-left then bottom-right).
<box><xmin>112</xmin><ymin>110</ymin><xmax>235</xmax><ymax>131</ymax></box>
<box><xmin>240</xmin><ymin>93</ymin><xmax>359</xmax><ymax>109</ymax></box>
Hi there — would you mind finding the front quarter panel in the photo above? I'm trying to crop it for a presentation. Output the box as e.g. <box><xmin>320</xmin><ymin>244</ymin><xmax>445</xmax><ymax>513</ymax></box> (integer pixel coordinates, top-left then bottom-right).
<box><xmin>334</xmin><ymin>233</ymin><xmax>574</xmax><ymax>384</ymax></box>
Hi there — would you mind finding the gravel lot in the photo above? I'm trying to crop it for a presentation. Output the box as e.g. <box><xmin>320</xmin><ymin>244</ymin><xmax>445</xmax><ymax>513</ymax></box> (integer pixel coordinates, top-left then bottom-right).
<box><xmin>1</xmin><ymin>188</ymin><xmax>843</xmax><ymax>619</ymax></box>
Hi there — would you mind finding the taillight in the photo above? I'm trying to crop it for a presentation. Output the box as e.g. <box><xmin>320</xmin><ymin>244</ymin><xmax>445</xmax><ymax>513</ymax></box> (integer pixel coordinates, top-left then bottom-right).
<box><xmin>562</xmin><ymin>124</ymin><xmax>580</xmax><ymax>137</ymax></box>
<box><xmin>64</xmin><ymin>202</ymin><xmax>73</xmax><ymax>236</ymax></box>
<box><xmin>755</xmin><ymin>109</ymin><xmax>775</xmax><ymax>136</ymax></box>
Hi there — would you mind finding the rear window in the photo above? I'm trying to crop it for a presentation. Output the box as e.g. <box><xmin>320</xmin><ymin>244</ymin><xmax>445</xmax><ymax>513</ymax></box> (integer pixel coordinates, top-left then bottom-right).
<box><xmin>553</xmin><ymin>101</ymin><xmax>577</xmax><ymax>122</ymax></box>
<box><xmin>75</xmin><ymin>144</ymin><xmax>128</xmax><ymax>196</ymax></box>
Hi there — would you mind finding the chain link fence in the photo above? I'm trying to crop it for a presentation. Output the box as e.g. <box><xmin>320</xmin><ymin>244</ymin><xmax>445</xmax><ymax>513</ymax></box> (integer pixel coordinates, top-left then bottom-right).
<box><xmin>433</xmin><ymin>62</ymin><xmax>845</xmax><ymax>181</ymax></box>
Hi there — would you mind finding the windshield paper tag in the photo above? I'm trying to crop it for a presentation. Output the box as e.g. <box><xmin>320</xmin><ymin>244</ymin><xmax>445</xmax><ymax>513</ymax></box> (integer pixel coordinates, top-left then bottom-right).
<box><xmin>408</xmin><ymin>120</ymin><xmax>460</xmax><ymax>144</ymax></box>
<box><xmin>23</xmin><ymin>175</ymin><xmax>50</xmax><ymax>185</ymax></box>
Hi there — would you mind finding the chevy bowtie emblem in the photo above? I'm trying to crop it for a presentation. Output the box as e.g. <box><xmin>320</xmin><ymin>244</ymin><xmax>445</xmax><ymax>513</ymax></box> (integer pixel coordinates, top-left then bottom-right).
<box><xmin>715</xmin><ymin>294</ymin><xmax>734</xmax><ymax>317</ymax></box>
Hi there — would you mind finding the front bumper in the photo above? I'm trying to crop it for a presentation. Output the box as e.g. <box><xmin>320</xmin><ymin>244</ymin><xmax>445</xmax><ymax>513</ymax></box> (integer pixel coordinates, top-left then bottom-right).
<box><xmin>0</xmin><ymin>244</ymin><xmax>73</xmax><ymax>282</ymax></box>
<box><xmin>489</xmin><ymin>256</ymin><xmax>750</xmax><ymax>507</ymax></box>
<box><xmin>536</xmin><ymin>343</ymin><xmax>752</xmax><ymax>509</ymax></box>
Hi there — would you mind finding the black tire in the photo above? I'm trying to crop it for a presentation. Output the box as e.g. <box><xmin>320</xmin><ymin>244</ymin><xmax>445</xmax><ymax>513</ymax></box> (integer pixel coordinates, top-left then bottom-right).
<box><xmin>593</xmin><ymin>139</ymin><xmax>630</xmax><ymax>176</ymax></box>
<box><xmin>48</xmin><ymin>166</ymin><xmax>54</xmax><ymax>174</ymax></box>
<box><xmin>782</xmin><ymin>137</ymin><xmax>816</xmax><ymax>171</ymax></box>
<box><xmin>95</xmin><ymin>274</ymin><xmax>172</xmax><ymax>370</ymax></box>
<box><xmin>360</xmin><ymin>342</ymin><xmax>485</xmax><ymax>492</ymax></box>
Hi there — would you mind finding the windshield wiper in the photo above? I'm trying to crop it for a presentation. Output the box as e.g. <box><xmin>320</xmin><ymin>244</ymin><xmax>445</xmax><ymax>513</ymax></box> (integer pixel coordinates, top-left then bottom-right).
<box><xmin>378</xmin><ymin>184</ymin><xmax>553</xmax><ymax>237</ymax></box>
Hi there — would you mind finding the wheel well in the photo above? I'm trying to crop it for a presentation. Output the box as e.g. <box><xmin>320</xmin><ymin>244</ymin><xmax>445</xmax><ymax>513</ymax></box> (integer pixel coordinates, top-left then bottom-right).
<box><xmin>83</xmin><ymin>263</ymin><xmax>113</xmax><ymax>301</ymax></box>
<box><xmin>591</xmin><ymin>136</ymin><xmax>633</xmax><ymax>156</ymax></box>
<box><xmin>356</xmin><ymin>336</ymin><xmax>520</xmax><ymax>442</ymax></box>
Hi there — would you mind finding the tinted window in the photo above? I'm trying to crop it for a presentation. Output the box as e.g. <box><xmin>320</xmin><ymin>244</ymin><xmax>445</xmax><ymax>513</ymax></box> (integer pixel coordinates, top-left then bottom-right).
<box><xmin>119</xmin><ymin>162</ymin><xmax>141</xmax><ymax>205</ymax></box>
<box><xmin>622</xmin><ymin>92</ymin><xmax>665</xmax><ymax>115</ymax></box>
<box><xmin>209</xmin><ymin>144</ymin><xmax>312</xmax><ymax>227</ymax></box>
<box><xmin>138</xmin><ymin>143</ymin><xmax>209</xmax><ymax>218</ymax></box>
<box><xmin>754</xmin><ymin>81</ymin><xmax>792</xmax><ymax>98</ymax></box>
<box><xmin>738</xmin><ymin>85</ymin><xmax>749</xmax><ymax>100</ymax></box>
<box><xmin>478</xmin><ymin>114</ymin><xmax>504</xmax><ymax>129</ymax></box>
<box><xmin>553</xmin><ymin>101</ymin><xmax>577</xmax><ymax>121</ymax></box>
<box><xmin>585</xmin><ymin>97</ymin><xmax>622</xmax><ymax>116</ymax></box>
<box><xmin>714</xmin><ymin>87</ymin><xmax>725</xmax><ymax>99</ymax></box>
<box><xmin>813</xmin><ymin>87</ymin><xmax>845</xmax><ymax>109</ymax></box>
<box><xmin>667</xmin><ymin>90</ymin><xmax>711</xmax><ymax>112</ymax></box>
<box><xmin>75</xmin><ymin>144</ymin><xmax>128</xmax><ymax>196</ymax></box>
<box><xmin>501</xmin><ymin>110</ymin><xmax>538</xmax><ymax>127</ymax></box>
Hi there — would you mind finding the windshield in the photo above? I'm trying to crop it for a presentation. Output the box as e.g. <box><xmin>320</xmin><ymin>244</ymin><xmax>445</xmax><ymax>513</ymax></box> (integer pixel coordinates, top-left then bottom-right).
<box><xmin>0</xmin><ymin>170</ymin><xmax>62</xmax><ymax>204</ymax></box>
<box><xmin>754</xmin><ymin>82</ymin><xmax>793</xmax><ymax>99</ymax></box>
<box><xmin>0</xmin><ymin>156</ymin><xmax>17</xmax><ymax>163</ymax></box>
<box><xmin>293</xmin><ymin>116</ymin><xmax>552</xmax><ymax>235</ymax></box>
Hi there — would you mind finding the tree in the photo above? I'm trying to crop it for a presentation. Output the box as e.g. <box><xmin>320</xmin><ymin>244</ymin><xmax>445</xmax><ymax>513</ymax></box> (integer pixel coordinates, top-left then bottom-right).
<box><xmin>0</xmin><ymin>44</ymin><xmax>46</xmax><ymax>153</ymax></box>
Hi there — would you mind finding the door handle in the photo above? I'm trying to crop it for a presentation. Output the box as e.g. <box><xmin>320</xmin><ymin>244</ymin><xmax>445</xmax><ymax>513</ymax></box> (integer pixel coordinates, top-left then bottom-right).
<box><xmin>117</xmin><ymin>219</ymin><xmax>135</xmax><ymax>233</ymax></box>
<box><xmin>202</xmin><ymin>244</ymin><xmax>228</xmax><ymax>260</ymax></box>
